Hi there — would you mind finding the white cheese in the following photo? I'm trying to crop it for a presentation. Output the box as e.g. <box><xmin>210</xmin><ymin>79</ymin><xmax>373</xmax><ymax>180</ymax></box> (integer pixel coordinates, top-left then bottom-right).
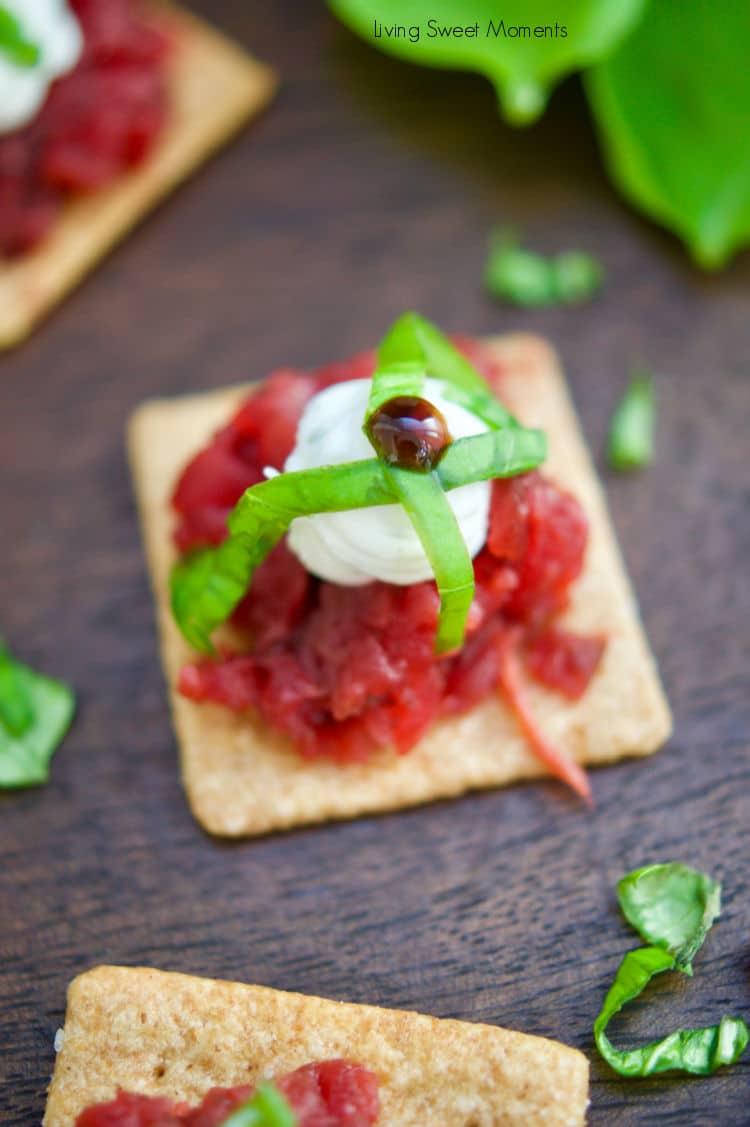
<box><xmin>284</xmin><ymin>377</ymin><xmax>491</xmax><ymax>585</ymax></box>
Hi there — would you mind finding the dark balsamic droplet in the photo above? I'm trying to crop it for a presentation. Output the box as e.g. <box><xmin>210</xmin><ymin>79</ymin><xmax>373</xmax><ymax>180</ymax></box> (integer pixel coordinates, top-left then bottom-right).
<box><xmin>365</xmin><ymin>395</ymin><xmax>451</xmax><ymax>472</ymax></box>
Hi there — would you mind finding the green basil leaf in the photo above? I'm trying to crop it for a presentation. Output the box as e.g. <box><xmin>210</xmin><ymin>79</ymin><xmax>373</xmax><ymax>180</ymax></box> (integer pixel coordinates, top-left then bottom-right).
<box><xmin>585</xmin><ymin>0</ymin><xmax>750</xmax><ymax>268</ymax></box>
<box><xmin>594</xmin><ymin>946</ymin><xmax>749</xmax><ymax>1077</ymax></box>
<box><xmin>617</xmin><ymin>863</ymin><xmax>721</xmax><ymax>974</ymax></box>
<box><xmin>375</xmin><ymin>312</ymin><xmax>515</xmax><ymax>430</ymax></box>
<box><xmin>437</xmin><ymin>428</ymin><xmax>546</xmax><ymax>488</ymax></box>
<box><xmin>384</xmin><ymin>465</ymin><xmax>475</xmax><ymax>653</ymax></box>
<box><xmin>218</xmin><ymin>1084</ymin><xmax>296</xmax><ymax>1127</ymax></box>
<box><xmin>0</xmin><ymin>5</ymin><xmax>40</xmax><ymax>66</ymax></box>
<box><xmin>485</xmin><ymin>230</ymin><xmax>603</xmax><ymax>307</ymax></box>
<box><xmin>0</xmin><ymin>648</ymin><xmax>75</xmax><ymax>788</ymax></box>
<box><xmin>607</xmin><ymin>373</ymin><xmax>654</xmax><ymax>471</ymax></box>
<box><xmin>327</xmin><ymin>0</ymin><xmax>647</xmax><ymax>125</ymax></box>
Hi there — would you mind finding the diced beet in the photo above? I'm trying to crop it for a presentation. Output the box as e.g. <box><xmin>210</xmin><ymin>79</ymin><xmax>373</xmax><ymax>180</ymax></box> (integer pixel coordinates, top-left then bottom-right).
<box><xmin>232</xmin><ymin>370</ymin><xmax>318</xmax><ymax>468</ymax></box>
<box><xmin>525</xmin><ymin>627</ymin><xmax>606</xmax><ymax>700</ymax></box>
<box><xmin>75</xmin><ymin>1062</ymin><xmax>380</xmax><ymax>1127</ymax></box>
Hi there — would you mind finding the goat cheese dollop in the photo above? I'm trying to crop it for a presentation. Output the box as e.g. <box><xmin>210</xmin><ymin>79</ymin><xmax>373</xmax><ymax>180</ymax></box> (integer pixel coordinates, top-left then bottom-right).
<box><xmin>284</xmin><ymin>377</ymin><xmax>491</xmax><ymax>585</ymax></box>
<box><xmin>0</xmin><ymin>0</ymin><xmax>82</xmax><ymax>134</ymax></box>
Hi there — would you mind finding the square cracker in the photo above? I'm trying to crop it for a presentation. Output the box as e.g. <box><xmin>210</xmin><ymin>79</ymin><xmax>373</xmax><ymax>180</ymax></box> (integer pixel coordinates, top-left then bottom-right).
<box><xmin>128</xmin><ymin>334</ymin><xmax>671</xmax><ymax>836</ymax></box>
<box><xmin>44</xmin><ymin>965</ymin><xmax>589</xmax><ymax>1126</ymax></box>
<box><xmin>0</xmin><ymin>4</ymin><xmax>277</xmax><ymax>350</ymax></box>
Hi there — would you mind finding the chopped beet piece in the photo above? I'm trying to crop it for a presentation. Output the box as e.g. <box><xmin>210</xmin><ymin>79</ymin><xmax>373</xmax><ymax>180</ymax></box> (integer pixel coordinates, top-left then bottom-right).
<box><xmin>526</xmin><ymin>627</ymin><xmax>606</xmax><ymax>700</ymax></box>
<box><xmin>172</xmin><ymin>341</ymin><xmax>604</xmax><ymax>762</ymax></box>
<box><xmin>0</xmin><ymin>0</ymin><xmax>169</xmax><ymax>258</ymax></box>
<box><xmin>75</xmin><ymin>1061</ymin><xmax>380</xmax><ymax>1127</ymax></box>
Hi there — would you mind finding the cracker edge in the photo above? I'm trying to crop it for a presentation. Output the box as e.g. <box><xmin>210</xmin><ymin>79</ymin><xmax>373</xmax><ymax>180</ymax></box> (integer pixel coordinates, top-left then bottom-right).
<box><xmin>0</xmin><ymin>3</ymin><xmax>278</xmax><ymax>350</ymax></box>
<box><xmin>44</xmin><ymin>965</ymin><xmax>590</xmax><ymax>1127</ymax></box>
<box><xmin>127</xmin><ymin>333</ymin><xmax>672</xmax><ymax>836</ymax></box>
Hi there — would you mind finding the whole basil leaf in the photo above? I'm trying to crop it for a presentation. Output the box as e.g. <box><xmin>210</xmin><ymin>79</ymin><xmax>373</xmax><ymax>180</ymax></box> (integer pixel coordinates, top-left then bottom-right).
<box><xmin>617</xmin><ymin>863</ymin><xmax>721</xmax><ymax>974</ymax></box>
<box><xmin>594</xmin><ymin>946</ymin><xmax>749</xmax><ymax>1077</ymax></box>
<box><xmin>585</xmin><ymin>0</ymin><xmax>750</xmax><ymax>268</ymax></box>
<box><xmin>0</xmin><ymin>650</ymin><xmax>75</xmax><ymax>788</ymax></box>
<box><xmin>328</xmin><ymin>0</ymin><xmax>647</xmax><ymax>124</ymax></box>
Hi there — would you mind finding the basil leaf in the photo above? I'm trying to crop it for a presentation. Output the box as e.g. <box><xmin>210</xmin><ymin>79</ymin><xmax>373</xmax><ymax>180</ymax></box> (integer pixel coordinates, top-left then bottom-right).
<box><xmin>0</xmin><ymin>5</ymin><xmax>40</xmax><ymax>66</ymax></box>
<box><xmin>0</xmin><ymin>648</ymin><xmax>75</xmax><ymax>788</ymax></box>
<box><xmin>328</xmin><ymin>0</ymin><xmax>647</xmax><ymax>125</ymax></box>
<box><xmin>485</xmin><ymin>230</ymin><xmax>603</xmax><ymax>307</ymax></box>
<box><xmin>594</xmin><ymin>946</ymin><xmax>749</xmax><ymax>1077</ymax></box>
<box><xmin>384</xmin><ymin>465</ymin><xmax>475</xmax><ymax>653</ymax></box>
<box><xmin>375</xmin><ymin>312</ymin><xmax>515</xmax><ymax>430</ymax></box>
<box><xmin>438</xmin><ymin>428</ymin><xmax>546</xmax><ymax>488</ymax></box>
<box><xmin>585</xmin><ymin>0</ymin><xmax>750</xmax><ymax>268</ymax></box>
<box><xmin>607</xmin><ymin>373</ymin><xmax>654</xmax><ymax>471</ymax></box>
<box><xmin>617</xmin><ymin>863</ymin><xmax>721</xmax><ymax>974</ymax></box>
<box><xmin>219</xmin><ymin>1084</ymin><xmax>296</xmax><ymax>1127</ymax></box>
<box><xmin>0</xmin><ymin>639</ymin><xmax>35</xmax><ymax>737</ymax></box>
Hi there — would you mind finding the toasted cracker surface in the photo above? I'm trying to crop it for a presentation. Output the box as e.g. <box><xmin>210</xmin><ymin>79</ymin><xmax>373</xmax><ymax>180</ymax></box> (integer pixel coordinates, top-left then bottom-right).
<box><xmin>128</xmin><ymin>334</ymin><xmax>671</xmax><ymax>836</ymax></box>
<box><xmin>0</xmin><ymin>3</ymin><xmax>277</xmax><ymax>350</ymax></box>
<box><xmin>44</xmin><ymin>965</ymin><xmax>589</xmax><ymax>1126</ymax></box>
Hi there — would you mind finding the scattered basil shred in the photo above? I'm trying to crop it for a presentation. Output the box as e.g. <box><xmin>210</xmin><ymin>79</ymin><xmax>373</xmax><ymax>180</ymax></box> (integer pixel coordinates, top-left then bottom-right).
<box><xmin>0</xmin><ymin>5</ymin><xmax>40</xmax><ymax>66</ymax></box>
<box><xmin>171</xmin><ymin>314</ymin><xmax>546</xmax><ymax>656</ymax></box>
<box><xmin>0</xmin><ymin>642</ymin><xmax>75</xmax><ymax>788</ymax></box>
<box><xmin>594</xmin><ymin>863</ymin><xmax>749</xmax><ymax>1078</ymax></box>
<box><xmin>384</xmin><ymin>465</ymin><xmax>475</xmax><ymax>653</ymax></box>
<box><xmin>607</xmin><ymin>372</ymin><xmax>654</xmax><ymax>471</ymax></box>
<box><xmin>585</xmin><ymin>0</ymin><xmax>750</xmax><ymax>268</ymax></box>
<box><xmin>485</xmin><ymin>230</ymin><xmax>603</xmax><ymax>307</ymax></box>
<box><xmin>327</xmin><ymin>0</ymin><xmax>647</xmax><ymax>125</ymax></box>
<box><xmin>218</xmin><ymin>1083</ymin><xmax>296</xmax><ymax>1127</ymax></box>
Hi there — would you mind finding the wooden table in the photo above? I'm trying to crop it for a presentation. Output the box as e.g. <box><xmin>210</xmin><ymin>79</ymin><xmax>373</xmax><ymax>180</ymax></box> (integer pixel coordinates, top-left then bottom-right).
<box><xmin>2</xmin><ymin>4</ymin><xmax>749</xmax><ymax>1123</ymax></box>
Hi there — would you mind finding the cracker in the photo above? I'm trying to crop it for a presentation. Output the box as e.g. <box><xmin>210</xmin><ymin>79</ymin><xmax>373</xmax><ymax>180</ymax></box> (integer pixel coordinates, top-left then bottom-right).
<box><xmin>0</xmin><ymin>4</ymin><xmax>277</xmax><ymax>350</ymax></box>
<box><xmin>44</xmin><ymin>965</ymin><xmax>589</xmax><ymax>1126</ymax></box>
<box><xmin>128</xmin><ymin>334</ymin><xmax>671</xmax><ymax>836</ymax></box>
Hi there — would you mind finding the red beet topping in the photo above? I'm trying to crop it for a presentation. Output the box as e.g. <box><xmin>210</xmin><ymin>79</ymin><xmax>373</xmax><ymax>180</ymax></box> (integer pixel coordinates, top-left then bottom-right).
<box><xmin>0</xmin><ymin>0</ymin><xmax>169</xmax><ymax>258</ymax></box>
<box><xmin>173</xmin><ymin>340</ymin><xmax>604</xmax><ymax>764</ymax></box>
<box><xmin>76</xmin><ymin>1060</ymin><xmax>380</xmax><ymax>1127</ymax></box>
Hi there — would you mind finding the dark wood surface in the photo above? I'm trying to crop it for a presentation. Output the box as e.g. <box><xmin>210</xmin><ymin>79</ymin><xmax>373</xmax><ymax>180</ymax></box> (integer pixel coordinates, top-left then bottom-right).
<box><xmin>1</xmin><ymin>4</ymin><xmax>749</xmax><ymax>1123</ymax></box>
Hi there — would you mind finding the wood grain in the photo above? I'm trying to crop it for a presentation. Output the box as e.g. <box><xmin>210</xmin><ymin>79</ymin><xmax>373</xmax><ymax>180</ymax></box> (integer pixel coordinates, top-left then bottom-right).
<box><xmin>0</xmin><ymin>2</ymin><xmax>749</xmax><ymax>1124</ymax></box>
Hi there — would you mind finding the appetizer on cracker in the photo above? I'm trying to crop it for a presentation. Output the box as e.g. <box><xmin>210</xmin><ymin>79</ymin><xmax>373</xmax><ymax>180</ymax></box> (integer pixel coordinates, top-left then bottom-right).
<box><xmin>129</xmin><ymin>313</ymin><xmax>671</xmax><ymax>835</ymax></box>
<box><xmin>45</xmin><ymin>966</ymin><xmax>590</xmax><ymax>1126</ymax></box>
<box><xmin>0</xmin><ymin>0</ymin><xmax>276</xmax><ymax>348</ymax></box>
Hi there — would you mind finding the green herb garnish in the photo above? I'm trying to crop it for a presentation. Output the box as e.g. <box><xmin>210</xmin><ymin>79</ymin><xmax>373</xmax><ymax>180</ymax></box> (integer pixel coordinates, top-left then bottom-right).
<box><xmin>607</xmin><ymin>372</ymin><xmax>654</xmax><ymax>471</ymax></box>
<box><xmin>485</xmin><ymin>230</ymin><xmax>603</xmax><ymax>308</ymax></box>
<box><xmin>218</xmin><ymin>1083</ymin><xmax>296</xmax><ymax>1127</ymax></box>
<box><xmin>594</xmin><ymin>863</ymin><xmax>749</xmax><ymax>1077</ymax></box>
<box><xmin>0</xmin><ymin>5</ymin><xmax>40</xmax><ymax>66</ymax></box>
<box><xmin>0</xmin><ymin>641</ymin><xmax>75</xmax><ymax>788</ymax></box>
<box><xmin>170</xmin><ymin>314</ymin><xmax>546</xmax><ymax>657</ymax></box>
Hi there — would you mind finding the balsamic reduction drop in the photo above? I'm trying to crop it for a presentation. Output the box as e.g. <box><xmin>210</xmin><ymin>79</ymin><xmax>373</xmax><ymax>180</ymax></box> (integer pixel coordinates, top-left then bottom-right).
<box><xmin>365</xmin><ymin>395</ymin><xmax>451</xmax><ymax>472</ymax></box>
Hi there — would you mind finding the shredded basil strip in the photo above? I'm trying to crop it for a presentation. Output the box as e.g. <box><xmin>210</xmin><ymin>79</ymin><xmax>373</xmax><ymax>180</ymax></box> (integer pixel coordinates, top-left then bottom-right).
<box><xmin>438</xmin><ymin>429</ymin><xmax>546</xmax><ymax>489</ymax></box>
<box><xmin>373</xmin><ymin>311</ymin><xmax>515</xmax><ymax>430</ymax></box>
<box><xmin>594</xmin><ymin>864</ymin><xmax>749</xmax><ymax>1078</ymax></box>
<box><xmin>0</xmin><ymin>644</ymin><xmax>75</xmax><ymax>788</ymax></box>
<box><xmin>385</xmin><ymin>466</ymin><xmax>475</xmax><ymax>654</ymax></box>
<box><xmin>594</xmin><ymin>946</ymin><xmax>749</xmax><ymax>1077</ymax></box>
<box><xmin>218</xmin><ymin>1083</ymin><xmax>296</xmax><ymax>1127</ymax></box>
<box><xmin>485</xmin><ymin>229</ymin><xmax>603</xmax><ymax>308</ymax></box>
<box><xmin>0</xmin><ymin>5</ymin><xmax>40</xmax><ymax>66</ymax></box>
<box><xmin>607</xmin><ymin>372</ymin><xmax>654</xmax><ymax>471</ymax></box>
<box><xmin>617</xmin><ymin>862</ymin><xmax>721</xmax><ymax>975</ymax></box>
